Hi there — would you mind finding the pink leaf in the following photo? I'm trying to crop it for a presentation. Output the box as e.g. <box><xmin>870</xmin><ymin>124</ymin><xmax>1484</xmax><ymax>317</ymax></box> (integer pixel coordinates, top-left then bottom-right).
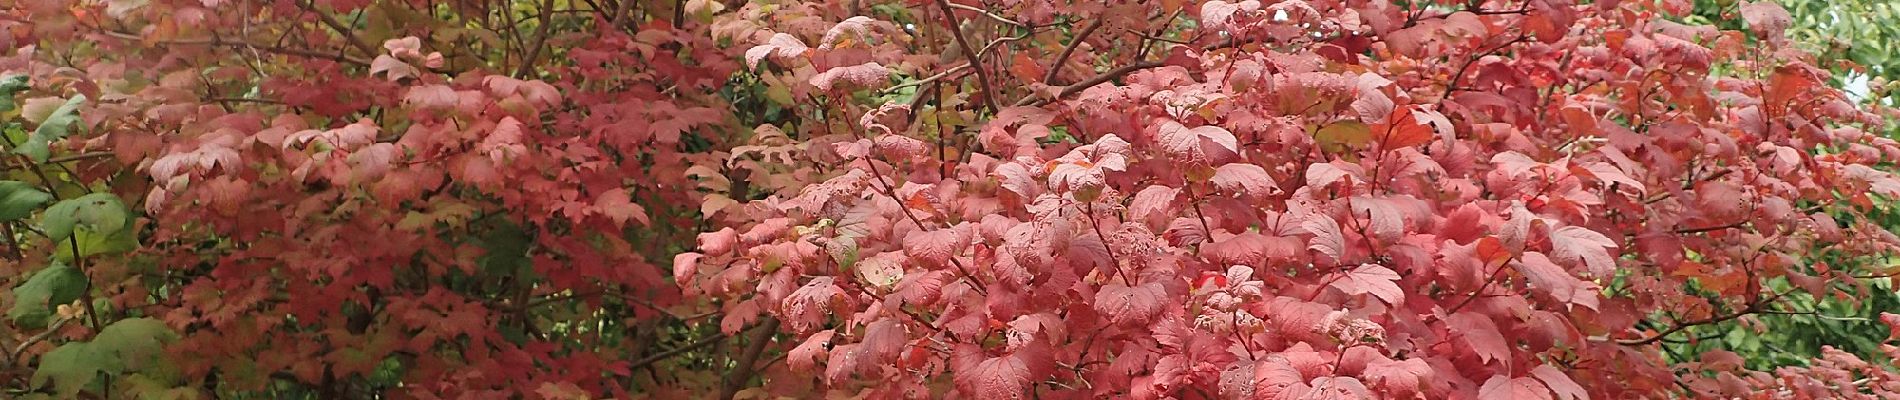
<box><xmin>744</xmin><ymin>32</ymin><xmax>810</xmax><ymax>69</ymax></box>
<box><xmin>1446</xmin><ymin>312</ymin><xmax>1511</xmax><ymax>367</ymax></box>
<box><xmin>809</xmin><ymin>62</ymin><xmax>891</xmax><ymax>91</ymax></box>
<box><xmin>1548</xmin><ymin>225</ymin><xmax>1617</xmax><ymax>278</ymax></box>
<box><xmin>1515</xmin><ymin>252</ymin><xmax>1602</xmax><ymax>311</ymax></box>
<box><xmin>1531</xmin><ymin>365</ymin><xmax>1588</xmax><ymax>400</ymax></box>
<box><xmin>1156</xmin><ymin>120</ymin><xmax>1239</xmax><ymax>166</ymax></box>
<box><xmin>1479</xmin><ymin>376</ymin><xmax>1553</xmax><ymax>400</ymax></box>
<box><xmin>788</xmin><ymin>330</ymin><xmax>835</xmax><ymax>371</ymax></box>
<box><xmin>1094</xmin><ymin>282</ymin><xmax>1167</xmax><ymax>326</ymax></box>
<box><xmin>1329</xmin><ymin>264</ymin><xmax>1402</xmax><ymax>304</ymax></box>
<box><xmin>1210</xmin><ymin>163</ymin><xmax>1280</xmax><ymax>200</ymax></box>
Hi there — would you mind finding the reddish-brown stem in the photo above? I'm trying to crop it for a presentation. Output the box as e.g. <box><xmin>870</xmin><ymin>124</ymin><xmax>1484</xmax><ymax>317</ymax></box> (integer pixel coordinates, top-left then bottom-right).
<box><xmin>1617</xmin><ymin>290</ymin><xmax>1788</xmax><ymax>346</ymax></box>
<box><xmin>932</xmin><ymin>0</ymin><xmax>1001</xmax><ymax>113</ymax></box>
<box><xmin>1044</xmin><ymin>18</ymin><xmax>1104</xmax><ymax>85</ymax></box>
<box><xmin>1082</xmin><ymin>201</ymin><xmax>1129</xmax><ymax>283</ymax></box>
<box><xmin>1015</xmin><ymin>60</ymin><xmax>1165</xmax><ymax>106</ymax></box>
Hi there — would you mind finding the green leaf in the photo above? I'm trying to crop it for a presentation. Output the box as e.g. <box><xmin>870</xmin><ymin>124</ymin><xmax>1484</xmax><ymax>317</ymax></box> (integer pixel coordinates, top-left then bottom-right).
<box><xmin>42</xmin><ymin>193</ymin><xmax>131</xmax><ymax>243</ymax></box>
<box><xmin>29</xmin><ymin>318</ymin><xmax>178</xmax><ymax>397</ymax></box>
<box><xmin>0</xmin><ymin>180</ymin><xmax>52</xmax><ymax>221</ymax></box>
<box><xmin>0</xmin><ymin>74</ymin><xmax>27</xmax><ymax>112</ymax></box>
<box><xmin>1315</xmin><ymin>121</ymin><xmax>1372</xmax><ymax>154</ymax></box>
<box><xmin>7</xmin><ymin>263</ymin><xmax>86</xmax><ymax>328</ymax></box>
<box><xmin>16</xmin><ymin>94</ymin><xmax>86</xmax><ymax>162</ymax></box>
<box><xmin>32</xmin><ymin>342</ymin><xmax>105</xmax><ymax>397</ymax></box>
<box><xmin>91</xmin><ymin>317</ymin><xmax>179</xmax><ymax>372</ymax></box>
<box><xmin>56</xmin><ymin>226</ymin><xmax>139</xmax><ymax>261</ymax></box>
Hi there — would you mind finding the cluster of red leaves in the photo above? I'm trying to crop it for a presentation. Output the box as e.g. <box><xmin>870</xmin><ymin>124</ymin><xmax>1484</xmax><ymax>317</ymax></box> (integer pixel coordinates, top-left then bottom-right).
<box><xmin>3</xmin><ymin>0</ymin><xmax>738</xmax><ymax>397</ymax></box>
<box><xmin>682</xmin><ymin>0</ymin><xmax>1900</xmax><ymax>398</ymax></box>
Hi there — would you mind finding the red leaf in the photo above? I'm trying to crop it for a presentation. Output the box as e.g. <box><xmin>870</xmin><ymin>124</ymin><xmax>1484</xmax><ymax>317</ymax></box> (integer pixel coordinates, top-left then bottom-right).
<box><xmin>1302</xmin><ymin>214</ymin><xmax>1347</xmax><ymax>261</ymax></box>
<box><xmin>1532</xmin><ymin>365</ymin><xmax>1588</xmax><ymax>400</ymax></box>
<box><xmin>744</xmin><ymin>32</ymin><xmax>809</xmax><ymax>69</ymax></box>
<box><xmin>1094</xmin><ymin>282</ymin><xmax>1168</xmax><ymax>326</ymax></box>
<box><xmin>1516</xmin><ymin>252</ymin><xmax>1602</xmax><ymax>311</ymax></box>
<box><xmin>903</xmin><ymin>226</ymin><xmax>972</xmax><ymax>266</ymax></box>
<box><xmin>1156</xmin><ymin>120</ymin><xmax>1239</xmax><ymax>166</ymax></box>
<box><xmin>788</xmin><ymin>330</ymin><xmax>834</xmax><ymax>372</ymax></box>
<box><xmin>1740</xmin><ymin>1</ymin><xmax>1791</xmax><ymax>41</ymax></box>
<box><xmin>1374</xmin><ymin>106</ymin><xmax>1435</xmax><ymax>150</ymax></box>
<box><xmin>1363</xmin><ymin>357</ymin><xmax>1433</xmax><ymax>397</ymax></box>
<box><xmin>1479</xmin><ymin>376</ymin><xmax>1552</xmax><ymax>400</ymax></box>
<box><xmin>1328</xmin><ymin>264</ymin><xmax>1402</xmax><ymax>304</ymax></box>
<box><xmin>1210</xmin><ymin>163</ymin><xmax>1280</xmax><ymax>200</ymax></box>
<box><xmin>1548</xmin><ymin>225</ymin><xmax>1617</xmax><ymax>278</ymax></box>
<box><xmin>1446</xmin><ymin>312</ymin><xmax>1511</xmax><ymax>367</ymax></box>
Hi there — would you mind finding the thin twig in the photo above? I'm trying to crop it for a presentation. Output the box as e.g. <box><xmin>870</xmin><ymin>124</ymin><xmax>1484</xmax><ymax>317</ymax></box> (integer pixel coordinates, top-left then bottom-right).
<box><xmin>933</xmin><ymin>0</ymin><xmax>1000</xmax><ymax>113</ymax></box>
<box><xmin>945</xmin><ymin>3</ymin><xmax>1024</xmax><ymax>27</ymax></box>
<box><xmin>1044</xmin><ymin>18</ymin><xmax>1104</xmax><ymax>85</ymax></box>
<box><xmin>1014</xmin><ymin>60</ymin><xmax>1164</xmax><ymax>106</ymax></box>
<box><xmin>298</xmin><ymin>0</ymin><xmax>378</xmax><ymax>56</ymax></box>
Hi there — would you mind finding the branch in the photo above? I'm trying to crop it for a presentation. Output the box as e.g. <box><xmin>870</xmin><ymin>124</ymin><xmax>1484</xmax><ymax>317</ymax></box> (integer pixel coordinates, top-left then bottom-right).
<box><xmin>298</xmin><ymin>0</ymin><xmax>378</xmax><ymax>56</ymax></box>
<box><xmin>933</xmin><ymin>0</ymin><xmax>1001</xmax><ymax>113</ymax></box>
<box><xmin>516</xmin><ymin>0</ymin><xmax>560</xmax><ymax>77</ymax></box>
<box><xmin>1443</xmin><ymin>33</ymin><xmax>1529</xmax><ymax>95</ymax></box>
<box><xmin>626</xmin><ymin>327</ymin><xmax>745</xmax><ymax>371</ymax></box>
<box><xmin>1014</xmin><ymin>60</ymin><xmax>1164</xmax><ymax>106</ymax></box>
<box><xmin>95</xmin><ymin>30</ymin><xmax>371</xmax><ymax>66</ymax></box>
<box><xmin>945</xmin><ymin>3</ymin><xmax>1025</xmax><ymax>28</ymax></box>
<box><xmin>1043</xmin><ymin>18</ymin><xmax>1104</xmax><ymax>85</ymax></box>
<box><xmin>1618</xmin><ymin>290</ymin><xmax>1787</xmax><ymax>346</ymax></box>
<box><xmin>1674</xmin><ymin>220</ymin><xmax>1747</xmax><ymax>235</ymax></box>
<box><xmin>719</xmin><ymin>318</ymin><xmax>780</xmax><ymax>400</ymax></box>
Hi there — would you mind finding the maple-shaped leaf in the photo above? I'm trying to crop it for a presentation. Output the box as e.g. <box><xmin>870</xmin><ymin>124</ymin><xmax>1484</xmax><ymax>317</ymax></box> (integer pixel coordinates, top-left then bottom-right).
<box><xmin>1210</xmin><ymin>163</ymin><xmax>1280</xmax><ymax>200</ymax></box>
<box><xmin>1304</xmin><ymin>376</ymin><xmax>1371</xmax><ymax>399</ymax></box>
<box><xmin>1547</xmin><ymin>225</ymin><xmax>1617</xmax><ymax>278</ymax></box>
<box><xmin>1479</xmin><ymin>376</ymin><xmax>1553</xmax><ymax>400</ymax></box>
<box><xmin>1515</xmin><ymin>252</ymin><xmax>1601</xmax><ymax>311</ymax></box>
<box><xmin>1740</xmin><ymin>1</ymin><xmax>1792</xmax><ymax>42</ymax></box>
<box><xmin>1373</xmin><ymin>106</ymin><xmax>1435</xmax><ymax>150</ymax></box>
<box><xmin>593</xmin><ymin>188</ymin><xmax>650</xmax><ymax>226</ymax></box>
<box><xmin>1446</xmin><ymin>312</ymin><xmax>1511</xmax><ymax>367</ymax></box>
<box><xmin>1301</xmin><ymin>213</ymin><xmax>1346</xmax><ymax>261</ymax></box>
<box><xmin>952</xmin><ymin>345</ymin><xmax>1050</xmax><ymax>399</ymax></box>
<box><xmin>1363</xmin><ymin>357</ymin><xmax>1433</xmax><ymax>398</ymax></box>
<box><xmin>903</xmin><ymin>226</ymin><xmax>971</xmax><ymax>266</ymax></box>
<box><xmin>403</xmin><ymin>84</ymin><xmax>458</xmax><ymax>110</ymax></box>
<box><xmin>782</xmin><ymin>277</ymin><xmax>848</xmax><ymax>333</ymax></box>
<box><xmin>1095</xmin><ymin>281</ymin><xmax>1167</xmax><ymax>326</ymax></box>
<box><xmin>1329</xmin><ymin>264</ymin><xmax>1402</xmax><ymax>304</ymax></box>
<box><xmin>1156</xmin><ymin>120</ymin><xmax>1238</xmax><ymax>166</ymax></box>
<box><xmin>790</xmin><ymin>330</ymin><xmax>835</xmax><ymax>371</ymax></box>
<box><xmin>810</xmin><ymin>62</ymin><xmax>891</xmax><ymax>91</ymax></box>
<box><xmin>744</xmin><ymin>32</ymin><xmax>810</xmax><ymax>69</ymax></box>
<box><xmin>1200</xmin><ymin>232</ymin><xmax>1302</xmax><ymax>267</ymax></box>
<box><xmin>1531</xmin><ymin>365</ymin><xmax>1588</xmax><ymax>400</ymax></box>
<box><xmin>1572</xmin><ymin>162</ymin><xmax>1645</xmax><ymax>194</ymax></box>
<box><xmin>1305</xmin><ymin>160</ymin><xmax>1366</xmax><ymax>189</ymax></box>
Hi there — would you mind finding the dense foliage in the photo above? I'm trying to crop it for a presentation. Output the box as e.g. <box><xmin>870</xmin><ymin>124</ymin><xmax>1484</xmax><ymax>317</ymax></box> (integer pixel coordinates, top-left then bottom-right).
<box><xmin>2</xmin><ymin>0</ymin><xmax>1900</xmax><ymax>399</ymax></box>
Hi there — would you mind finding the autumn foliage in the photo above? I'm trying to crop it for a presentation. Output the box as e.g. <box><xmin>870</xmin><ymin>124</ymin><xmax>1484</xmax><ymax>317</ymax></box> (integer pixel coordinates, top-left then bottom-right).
<box><xmin>3</xmin><ymin>0</ymin><xmax>1900</xmax><ymax>398</ymax></box>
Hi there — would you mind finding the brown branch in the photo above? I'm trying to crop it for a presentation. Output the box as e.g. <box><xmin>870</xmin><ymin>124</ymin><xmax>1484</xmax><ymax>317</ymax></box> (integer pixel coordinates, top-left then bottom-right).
<box><xmin>1674</xmin><ymin>220</ymin><xmax>1747</xmax><ymax>235</ymax></box>
<box><xmin>1443</xmin><ymin>33</ymin><xmax>1529</xmax><ymax>95</ymax></box>
<box><xmin>298</xmin><ymin>0</ymin><xmax>377</xmax><ymax>57</ymax></box>
<box><xmin>1014</xmin><ymin>60</ymin><xmax>1164</xmax><ymax>106</ymax></box>
<box><xmin>627</xmin><ymin>329</ymin><xmax>736</xmax><ymax>370</ymax></box>
<box><xmin>719</xmin><ymin>318</ymin><xmax>780</xmax><ymax>400</ymax></box>
<box><xmin>95</xmin><ymin>30</ymin><xmax>370</xmax><ymax>66</ymax></box>
<box><xmin>1044</xmin><ymin>18</ymin><xmax>1104</xmax><ymax>85</ymax></box>
<box><xmin>516</xmin><ymin>0</ymin><xmax>560</xmax><ymax>77</ymax></box>
<box><xmin>945</xmin><ymin>3</ymin><xmax>1024</xmax><ymax>27</ymax></box>
<box><xmin>933</xmin><ymin>0</ymin><xmax>1000</xmax><ymax>113</ymax></box>
<box><xmin>1618</xmin><ymin>290</ymin><xmax>1787</xmax><ymax>346</ymax></box>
